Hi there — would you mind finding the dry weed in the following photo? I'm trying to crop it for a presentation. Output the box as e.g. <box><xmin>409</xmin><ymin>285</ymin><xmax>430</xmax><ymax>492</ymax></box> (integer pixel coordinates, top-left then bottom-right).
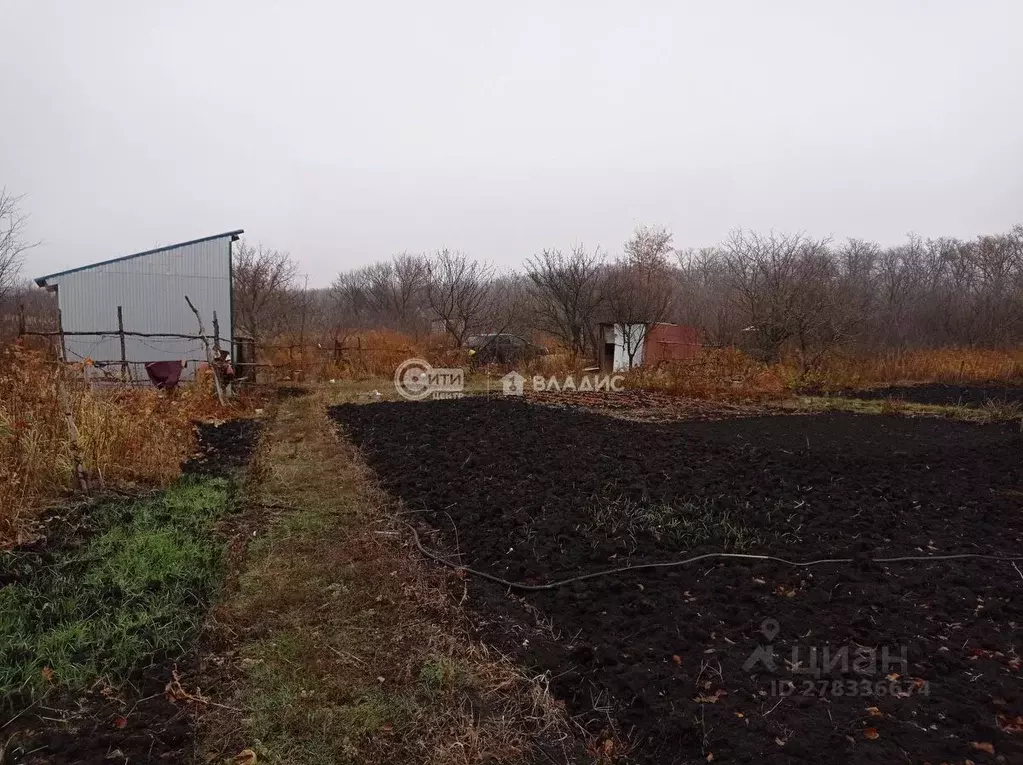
<box><xmin>625</xmin><ymin>346</ymin><xmax>1023</xmax><ymax>401</ymax></box>
<box><xmin>0</xmin><ymin>344</ymin><xmax>256</xmax><ymax>543</ymax></box>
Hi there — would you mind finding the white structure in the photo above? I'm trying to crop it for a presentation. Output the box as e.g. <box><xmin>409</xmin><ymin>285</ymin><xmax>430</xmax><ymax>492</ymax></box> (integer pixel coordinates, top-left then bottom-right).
<box><xmin>35</xmin><ymin>230</ymin><xmax>242</xmax><ymax>377</ymax></box>
<box><xmin>601</xmin><ymin>323</ymin><xmax>647</xmax><ymax>371</ymax></box>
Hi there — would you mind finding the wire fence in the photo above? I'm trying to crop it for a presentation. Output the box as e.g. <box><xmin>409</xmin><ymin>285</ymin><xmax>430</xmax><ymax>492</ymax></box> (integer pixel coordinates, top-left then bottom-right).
<box><xmin>15</xmin><ymin>303</ymin><xmax>416</xmax><ymax>387</ymax></box>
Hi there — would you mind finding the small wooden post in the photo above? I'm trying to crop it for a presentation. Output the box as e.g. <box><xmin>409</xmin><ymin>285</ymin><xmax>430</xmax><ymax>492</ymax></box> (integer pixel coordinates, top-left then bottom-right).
<box><xmin>117</xmin><ymin>306</ymin><xmax>129</xmax><ymax>380</ymax></box>
<box><xmin>212</xmin><ymin>311</ymin><xmax>222</xmax><ymax>357</ymax></box>
<box><xmin>17</xmin><ymin>303</ymin><xmax>26</xmax><ymax>339</ymax></box>
<box><xmin>212</xmin><ymin>311</ymin><xmax>228</xmax><ymax>394</ymax></box>
<box><xmin>57</xmin><ymin>309</ymin><xmax>67</xmax><ymax>361</ymax></box>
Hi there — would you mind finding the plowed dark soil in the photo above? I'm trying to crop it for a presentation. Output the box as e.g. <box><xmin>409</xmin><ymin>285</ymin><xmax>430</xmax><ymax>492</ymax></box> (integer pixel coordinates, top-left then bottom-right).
<box><xmin>331</xmin><ymin>398</ymin><xmax>1023</xmax><ymax>765</ymax></box>
<box><xmin>181</xmin><ymin>418</ymin><xmax>261</xmax><ymax>476</ymax></box>
<box><xmin>527</xmin><ymin>389</ymin><xmax>782</xmax><ymax>421</ymax></box>
<box><xmin>827</xmin><ymin>382</ymin><xmax>1023</xmax><ymax>408</ymax></box>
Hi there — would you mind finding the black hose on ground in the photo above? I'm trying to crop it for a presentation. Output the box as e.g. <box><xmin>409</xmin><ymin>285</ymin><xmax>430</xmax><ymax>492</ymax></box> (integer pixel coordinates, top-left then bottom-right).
<box><xmin>403</xmin><ymin>522</ymin><xmax>1023</xmax><ymax>593</ymax></box>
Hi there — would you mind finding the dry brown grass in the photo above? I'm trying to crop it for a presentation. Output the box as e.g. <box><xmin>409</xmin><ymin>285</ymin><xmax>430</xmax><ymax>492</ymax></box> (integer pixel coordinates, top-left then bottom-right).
<box><xmin>256</xmin><ymin>331</ymin><xmax>587</xmax><ymax>384</ymax></box>
<box><xmin>197</xmin><ymin>390</ymin><xmax>581</xmax><ymax>765</ymax></box>
<box><xmin>0</xmin><ymin>344</ymin><xmax>257</xmax><ymax>544</ymax></box>
<box><xmin>792</xmin><ymin>346</ymin><xmax>1023</xmax><ymax>390</ymax></box>
<box><xmin>258</xmin><ymin>329</ymin><xmax>431</xmax><ymax>382</ymax></box>
<box><xmin>624</xmin><ymin>347</ymin><xmax>788</xmax><ymax>400</ymax></box>
<box><xmin>626</xmin><ymin>346</ymin><xmax>1023</xmax><ymax>401</ymax></box>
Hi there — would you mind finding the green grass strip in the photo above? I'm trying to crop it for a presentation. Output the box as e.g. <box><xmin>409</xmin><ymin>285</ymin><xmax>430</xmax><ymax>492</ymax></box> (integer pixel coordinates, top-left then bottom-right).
<box><xmin>0</xmin><ymin>478</ymin><xmax>231</xmax><ymax>700</ymax></box>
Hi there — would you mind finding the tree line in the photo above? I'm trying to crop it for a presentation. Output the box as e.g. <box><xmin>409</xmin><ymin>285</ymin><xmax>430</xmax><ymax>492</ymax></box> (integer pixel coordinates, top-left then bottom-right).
<box><xmin>232</xmin><ymin>223</ymin><xmax>1023</xmax><ymax>369</ymax></box>
<box><xmin>3</xmin><ymin>183</ymin><xmax>1020</xmax><ymax>369</ymax></box>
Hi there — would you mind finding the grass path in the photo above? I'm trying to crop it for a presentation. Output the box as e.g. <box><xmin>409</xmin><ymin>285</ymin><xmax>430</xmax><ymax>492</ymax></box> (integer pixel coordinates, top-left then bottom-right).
<box><xmin>199</xmin><ymin>390</ymin><xmax>576</xmax><ymax>765</ymax></box>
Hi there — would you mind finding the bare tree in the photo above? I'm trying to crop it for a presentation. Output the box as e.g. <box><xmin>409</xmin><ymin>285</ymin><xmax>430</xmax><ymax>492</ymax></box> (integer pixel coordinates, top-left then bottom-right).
<box><xmin>425</xmin><ymin>249</ymin><xmax>495</xmax><ymax>346</ymax></box>
<box><xmin>232</xmin><ymin>242</ymin><xmax>300</xmax><ymax>342</ymax></box>
<box><xmin>721</xmin><ymin>229</ymin><xmax>841</xmax><ymax>364</ymax></box>
<box><xmin>604</xmin><ymin>260</ymin><xmax>674</xmax><ymax>368</ymax></box>
<box><xmin>1</xmin><ymin>280</ymin><xmax>57</xmax><ymax>341</ymax></box>
<box><xmin>329</xmin><ymin>252</ymin><xmax>430</xmax><ymax>335</ymax></box>
<box><xmin>0</xmin><ymin>189</ymin><xmax>37</xmax><ymax>305</ymax></box>
<box><xmin>624</xmin><ymin>224</ymin><xmax>674</xmax><ymax>271</ymax></box>
<box><xmin>525</xmin><ymin>245</ymin><xmax>606</xmax><ymax>358</ymax></box>
<box><xmin>673</xmin><ymin>247</ymin><xmax>736</xmax><ymax>343</ymax></box>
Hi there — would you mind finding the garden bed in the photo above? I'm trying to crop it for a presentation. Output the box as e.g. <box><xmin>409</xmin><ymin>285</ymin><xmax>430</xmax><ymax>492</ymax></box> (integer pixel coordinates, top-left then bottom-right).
<box><xmin>332</xmin><ymin>398</ymin><xmax>1023</xmax><ymax>764</ymax></box>
<box><xmin>0</xmin><ymin>419</ymin><xmax>260</xmax><ymax>765</ymax></box>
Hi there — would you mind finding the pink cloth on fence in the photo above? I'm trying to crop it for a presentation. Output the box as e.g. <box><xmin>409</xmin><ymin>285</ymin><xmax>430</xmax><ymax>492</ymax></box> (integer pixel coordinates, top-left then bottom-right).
<box><xmin>145</xmin><ymin>360</ymin><xmax>186</xmax><ymax>390</ymax></box>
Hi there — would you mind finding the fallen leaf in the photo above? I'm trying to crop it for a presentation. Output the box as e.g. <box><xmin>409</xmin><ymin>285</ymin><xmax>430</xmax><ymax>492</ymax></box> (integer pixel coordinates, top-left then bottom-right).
<box><xmin>111</xmin><ymin>715</ymin><xmax>127</xmax><ymax>729</ymax></box>
<box><xmin>695</xmin><ymin>688</ymin><xmax>727</xmax><ymax>704</ymax></box>
<box><xmin>864</xmin><ymin>727</ymin><xmax>879</xmax><ymax>740</ymax></box>
<box><xmin>602</xmin><ymin>739</ymin><xmax>614</xmax><ymax>755</ymax></box>
<box><xmin>165</xmin><ymin>669</ymin><xmax>208</xmax><ymax>704</ymax></box>
<box><xmin>234</xmin><ymin>749</ymin><xmax>257</xmax><ymax>765</ymax></box>
<box><xmin>735</xmin><ymin>712</ymin><xmax>744</xmax><ymax>718</ymax></box>
<box><xmin>997</xmin><ymin>712</ymin><xmax>1023</xmax><ymax>734</ymax></box>
<box><xmin>886</xmin><ymin>672</ymin><xmax>900</xmax><ymax>682</ymax></box>
<box><xmin>380</xmin><ymin>722</ymin><xmax>394</xmax><ymax>733</ymax></box>
<box><xmin>970</xmin><ymin>741</ymin><xmax>995</xmax><ymax>755</ymax></box>
<box><xmin>706</xmin><ymin>753</ymin><xmax>714</xmax><ymax>762</ymax></box>
<box><xmin>672</xmin><ymin>655</ymin><xmax>682</xmax><ymax>666</ymax></box>
<box><xmin>41</xmin><ymin>666</ymin><xmax>55</xmax><ymax>683</ymax></box>
<box><xmin>865</xmin><ymin>707</ymin><xmax>882</xmax><ymax>717</ymax></box>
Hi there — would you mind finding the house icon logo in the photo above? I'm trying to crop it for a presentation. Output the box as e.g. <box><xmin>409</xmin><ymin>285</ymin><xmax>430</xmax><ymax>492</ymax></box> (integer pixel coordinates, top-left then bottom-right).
<box><xmin>501</xmin><ymin>371</ymin><xmax>525</xmax><ymax>396</ymax></box>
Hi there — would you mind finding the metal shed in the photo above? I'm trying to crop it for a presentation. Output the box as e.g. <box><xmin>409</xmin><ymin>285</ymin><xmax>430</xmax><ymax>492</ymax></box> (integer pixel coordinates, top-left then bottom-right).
<box><xmin>599</xmin><ymin>322</ymin><xmax>701</xmax><ymax>372</ymax></box>
<box><xmin>35</xmin><ymin>230</ymin><xmax>242</xmax><ymax>377</ymax></box>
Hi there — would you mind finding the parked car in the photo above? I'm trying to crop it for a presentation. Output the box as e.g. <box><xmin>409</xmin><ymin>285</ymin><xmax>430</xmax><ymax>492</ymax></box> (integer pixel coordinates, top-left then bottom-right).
<box><xmin>465</xmin><ymin>333</ymin><xmax>546</xmax><ymax>365</ymax></box>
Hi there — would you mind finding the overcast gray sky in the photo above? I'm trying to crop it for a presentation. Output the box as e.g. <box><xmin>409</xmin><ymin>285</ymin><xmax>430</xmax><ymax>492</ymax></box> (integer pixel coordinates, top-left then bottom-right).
<box><xmin>3</xmin><ymin>0</ymin><xmax>1021</xmax><ymax>286</ymax></box>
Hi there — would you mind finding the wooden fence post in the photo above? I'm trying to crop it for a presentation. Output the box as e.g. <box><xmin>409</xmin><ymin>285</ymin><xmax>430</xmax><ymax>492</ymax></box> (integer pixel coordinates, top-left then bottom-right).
<box><xmin>117</xmin><ymin>306</ymin><xmax>129</xmax><ymax>380</ymax></box>
<box><xmin>17</xmin><ymin>303</ymin><xmax>26</xmax><ymax>339</ymax></box>
<box><xmin>212</xmin><ymin>311</ymin><xmax>222</xmax><ymax>356</ymax></box>
<box><xmin>185</xmin><ymin>296</ymin><xmax>226</xmax><ymax>406</ymax></box>
<box><xmin>57</xmin><ymin>309</ymin><xmax>67</xmax><ymax>361</ymax></box>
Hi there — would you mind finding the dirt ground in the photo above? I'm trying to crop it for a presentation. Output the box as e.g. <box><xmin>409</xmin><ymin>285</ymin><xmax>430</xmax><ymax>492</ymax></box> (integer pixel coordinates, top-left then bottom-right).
<box><xmin>332</xmin><ymin>398</ymin><xmax>1023</xmax><ymax>765</ymax></box>
<box><xmin>2</xmin><ymin>419</ymin><xmax>260</xmax><ymax>765</ymax></box>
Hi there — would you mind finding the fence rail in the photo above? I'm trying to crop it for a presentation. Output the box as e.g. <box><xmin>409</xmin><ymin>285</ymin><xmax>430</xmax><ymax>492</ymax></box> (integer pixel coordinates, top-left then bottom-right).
<box><xmin>16</xmin><ymin>300</ymin><xmax>419</xmax><ymax>387</ymax></box>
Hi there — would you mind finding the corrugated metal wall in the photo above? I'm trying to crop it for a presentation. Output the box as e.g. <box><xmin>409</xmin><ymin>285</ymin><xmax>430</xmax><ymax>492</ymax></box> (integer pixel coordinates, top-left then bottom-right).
<box><xmin>644</xmin><ymin>323</ymin><xmax>701</xmax><ymax>365</ymax></box>
<box><xmin>47</xmin><ymin>236</ymin><xmax>233</xmax><ymax>375</ymax></box>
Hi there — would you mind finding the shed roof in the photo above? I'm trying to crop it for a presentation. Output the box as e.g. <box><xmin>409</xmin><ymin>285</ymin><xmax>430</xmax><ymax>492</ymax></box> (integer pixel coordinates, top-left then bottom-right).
<box><xmin>34</xmin><ymin>229</ymin><xmax>244</xmax><ymax>288</ymax></box>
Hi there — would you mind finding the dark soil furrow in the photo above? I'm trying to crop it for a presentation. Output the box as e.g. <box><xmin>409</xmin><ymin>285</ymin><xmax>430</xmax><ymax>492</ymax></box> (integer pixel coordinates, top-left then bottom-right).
<box><xmin>331</xmin><ymin>398</ymin><xmax>1023</xmax><ymax>765</ymax></box>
